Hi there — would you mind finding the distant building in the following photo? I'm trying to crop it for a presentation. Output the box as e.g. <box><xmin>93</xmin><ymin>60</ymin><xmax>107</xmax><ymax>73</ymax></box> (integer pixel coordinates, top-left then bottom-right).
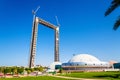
<box><xmin>109</xmin><ymin>60</ymin><xmax>117</xmax><ymax>68</ymax></box>
<box><xmin>47</xmin><ymin>62</ymin><xmax>62</xmax><ymax>72</ymax></box>
<box><xmin>62</xmin><ymin>54</ymin><xmax>110</xmax><ymax>72</ymax></box>
<box><xmin>113</xmin><ymin>63</ymin><xmax>120</xmax><ymax>69</ymax></box>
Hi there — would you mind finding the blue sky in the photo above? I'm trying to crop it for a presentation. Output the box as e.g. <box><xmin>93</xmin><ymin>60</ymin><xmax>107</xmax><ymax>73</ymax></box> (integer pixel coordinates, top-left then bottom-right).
<box><xmin>0</xmin><ymin>0</ymin><xmax>120</xmax><ymax>66</ymax></box>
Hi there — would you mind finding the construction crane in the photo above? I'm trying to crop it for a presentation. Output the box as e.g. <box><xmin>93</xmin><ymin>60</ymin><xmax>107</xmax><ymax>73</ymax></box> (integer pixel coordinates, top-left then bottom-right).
<box><xmin>29</xmin><ymin>7</ymin><xmax>60</xmax><ymax>68</ymax></box>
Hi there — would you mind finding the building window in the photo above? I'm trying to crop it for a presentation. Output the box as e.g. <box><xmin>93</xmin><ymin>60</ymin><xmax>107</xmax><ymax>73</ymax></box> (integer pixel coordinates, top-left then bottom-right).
<box><xmin>85</xmin><ymin>64</ymin><xmax>87</xmax><ymax>65</ymax></box>
<box><xmin>55</xmin><ymin>65</ymin><xmax>61</xmax><ymax>69</ymax></box>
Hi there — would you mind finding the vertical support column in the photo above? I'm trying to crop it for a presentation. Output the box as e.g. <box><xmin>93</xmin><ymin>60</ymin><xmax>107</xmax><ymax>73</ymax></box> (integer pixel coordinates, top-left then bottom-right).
<box><xmin>29</xmin><ymin>17</ymin><xmax>38</xmax><ymax>68</ymax></box>
<box><xmin>55</xmin><ymin>27</ymin><xmax>59</xmax><ymax>62</ymax></box>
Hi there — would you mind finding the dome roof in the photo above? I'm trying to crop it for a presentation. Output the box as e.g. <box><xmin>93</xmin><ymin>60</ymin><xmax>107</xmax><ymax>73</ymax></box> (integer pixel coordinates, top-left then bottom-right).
<box><xmin>68</xmin><ymin>54</ymin><xmax>100</xmax><ymax>63</ymax></box>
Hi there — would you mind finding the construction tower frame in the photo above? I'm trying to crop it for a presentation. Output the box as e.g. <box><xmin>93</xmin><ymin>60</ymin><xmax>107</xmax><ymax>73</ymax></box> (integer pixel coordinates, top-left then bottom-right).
<box><xmin>29</xmin><ymin>11</ymin><xmax>60</xmax><ymax>68</ymax></box>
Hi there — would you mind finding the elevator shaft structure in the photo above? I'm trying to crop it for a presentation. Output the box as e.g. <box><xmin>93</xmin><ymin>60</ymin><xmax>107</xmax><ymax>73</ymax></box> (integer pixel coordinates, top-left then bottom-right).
<box><xmin>29</xmin><ymin>17</ymin><xmax>59</xmax><ymax>68</ymax></box>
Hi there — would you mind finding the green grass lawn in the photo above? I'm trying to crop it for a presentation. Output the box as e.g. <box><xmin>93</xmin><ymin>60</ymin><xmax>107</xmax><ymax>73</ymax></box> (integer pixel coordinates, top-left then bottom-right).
<box><xmin>59</xmin><ymin>71</ymin><xmax>120</xmax><ymax>80</ymax></box>
<box><xmin>0</xmin><ymin>76</ymin><xmax>70</xmax><ymax>80</ymax></box>
<box><xmin>1</xmin><ymin>72</ymin><xmax>120</xmax><ymax>80</ymax></box>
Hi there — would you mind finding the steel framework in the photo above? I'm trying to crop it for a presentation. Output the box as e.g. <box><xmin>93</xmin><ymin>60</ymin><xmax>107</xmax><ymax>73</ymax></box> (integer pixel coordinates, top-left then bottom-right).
<box><xmin>29</xmin><ymin>16</ymin><xmax>59</xmax><ymax>68</ymax></box>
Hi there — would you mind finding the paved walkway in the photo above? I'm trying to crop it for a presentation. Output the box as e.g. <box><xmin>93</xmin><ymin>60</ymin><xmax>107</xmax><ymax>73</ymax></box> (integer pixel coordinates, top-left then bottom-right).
<box><xmin>50</xmin><ymin>75</ymin><xmax>105</xmax><ymax>80</ymax></box>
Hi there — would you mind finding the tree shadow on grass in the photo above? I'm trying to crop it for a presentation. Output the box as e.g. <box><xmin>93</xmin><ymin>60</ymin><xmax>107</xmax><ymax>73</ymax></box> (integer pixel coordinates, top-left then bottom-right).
<box><xmin>94</xmin><ymin>74</ymin><xmax>120</xmax><ymax>79</ymax></box>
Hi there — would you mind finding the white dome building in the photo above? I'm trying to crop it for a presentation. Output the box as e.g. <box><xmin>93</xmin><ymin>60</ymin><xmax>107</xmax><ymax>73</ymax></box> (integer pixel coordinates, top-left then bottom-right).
<box><xmin>62</xmin><ymin>54</ymin><xmax>110</xmax><ymax>72</ymax></box>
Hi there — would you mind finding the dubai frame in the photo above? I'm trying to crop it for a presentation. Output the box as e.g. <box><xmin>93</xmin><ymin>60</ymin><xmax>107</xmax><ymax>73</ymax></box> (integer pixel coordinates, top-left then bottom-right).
<box><xmin>29</xmin><ymin>7</ymin><xmax>60</xmax><ymax>68</ymax></box>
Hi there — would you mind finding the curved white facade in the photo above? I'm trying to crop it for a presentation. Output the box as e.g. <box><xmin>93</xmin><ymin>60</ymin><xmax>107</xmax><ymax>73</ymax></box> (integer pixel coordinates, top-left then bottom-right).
<box><xmin>69</xmin><ymin>54</ymin><xmax>100</xmax><ymax>63</ymax></box>
<box><xmin>62</xmin><ymin>54</ymin><xmax>110</xmax><ymax>71</ymax></box>
<box><xmin>48</xmin><ymin>62</ymin><xmax>62</xmax><ymax>70</ymax></box>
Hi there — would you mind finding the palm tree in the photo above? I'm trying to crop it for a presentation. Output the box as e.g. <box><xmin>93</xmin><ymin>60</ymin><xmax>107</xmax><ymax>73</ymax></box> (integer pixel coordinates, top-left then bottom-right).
<box><xmin>105</xmin><ymin>0</ymin><xmax>120</xmax><ymax>30</ymax></box>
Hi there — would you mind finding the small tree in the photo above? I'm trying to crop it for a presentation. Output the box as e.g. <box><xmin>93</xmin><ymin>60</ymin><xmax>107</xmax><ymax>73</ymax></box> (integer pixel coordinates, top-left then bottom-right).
<box><xmin>30</xmin><ymin>68</ymin><xmax>34</xmax><ymax>72</ymax></box>
<box><xmin>17</xmin><ymin>67</ymin><xmax>24</xmax><ymax>75</ymax></box>
<box><xmin>38</xmin><ymin>66</ymin><xmax>43</xmax><ymax>72</ymax></box>
<box><xmin>0</xmin><ymin>67</ymin><xmax>4</xmax><ymax>73</ymax></box>
<box><xmin>27</xmin><ymin>70</ymin><xmax>31</xmax><ymax>76</ymax></box>
<box><xmin>34</xmin><ymin>67</ymin><xmax>39</xmax><ymax>71</ymax></box>
<box><xmin>59</xmin><ymin>68</ymin><xmax>63</xmax><ymax>73</ymax></box>
<box><xmin>11</xmin><ymin>67</ymin><xmax>17</xmax><ymax>75</ymax></box>
<box><xmin>25</xmin><ymin>68</ymin><xmax>31</xmax><ymax>76</ymax></box>
<box><xmin>3</xmin><ymin>67</ymin><xmax>11</xmax><ymax>77</ymax></box>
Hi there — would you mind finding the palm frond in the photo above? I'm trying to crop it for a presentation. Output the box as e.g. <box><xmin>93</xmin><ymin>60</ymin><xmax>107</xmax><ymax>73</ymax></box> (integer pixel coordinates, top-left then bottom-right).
<box><xmin>112</xmin><ymin>0</ymin><xmax>119</xmax><ymax>4</ymax></box>
<box><xmin>105</xmin><ymin>0</ymin><xmax>119</xmax><ymax>16</ymax></box>
<box><xmin>113</xmin><ymin>16</ymin><xmax>120</xmax><ymax>30</ymax></box>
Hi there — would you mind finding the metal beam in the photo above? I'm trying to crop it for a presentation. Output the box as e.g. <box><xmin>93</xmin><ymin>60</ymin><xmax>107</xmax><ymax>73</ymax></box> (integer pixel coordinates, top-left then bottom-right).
<box><xmin>55</xmin><ymin>27</ymin><xmax>59</xmax><ymax>62</ymax></box>
<box><xmin>29</xmin><ymin>17</ymin><xmax>38</xmax><ymax>68</ymax></box>
<box><xmin>37</xmin><ymin>17</ymin><xmax>57</xmax><ymax>30</ymax></box>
